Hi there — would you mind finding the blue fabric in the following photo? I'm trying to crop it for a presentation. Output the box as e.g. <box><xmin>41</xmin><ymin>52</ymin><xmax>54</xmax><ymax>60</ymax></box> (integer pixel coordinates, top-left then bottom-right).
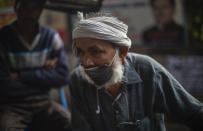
<box><xmin>59</xmin><ymin>88</ymin><xmax>68</xmax><ymax>110</ymax></box>
<box><xmin>69</xmin><ymin>53</ymin><xmax>203</xmax><ymax>131</ymax></box>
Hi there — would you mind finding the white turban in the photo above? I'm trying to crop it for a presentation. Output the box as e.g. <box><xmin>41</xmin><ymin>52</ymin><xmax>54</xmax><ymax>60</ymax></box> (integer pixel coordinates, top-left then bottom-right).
<box><xmin>72</xmin><ymin>16</ymin><xmax>131</xmax><ymax>47</ymax></box>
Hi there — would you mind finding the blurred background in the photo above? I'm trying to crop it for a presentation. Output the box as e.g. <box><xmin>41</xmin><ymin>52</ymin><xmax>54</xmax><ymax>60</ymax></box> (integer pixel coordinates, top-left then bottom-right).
<box><xmin>0</xmin><ymin>0</ymin><xmax>202</xmax><ymax>130</ymax></box>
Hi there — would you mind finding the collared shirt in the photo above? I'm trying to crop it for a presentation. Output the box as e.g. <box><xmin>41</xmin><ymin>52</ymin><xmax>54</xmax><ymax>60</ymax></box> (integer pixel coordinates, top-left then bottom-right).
<box><xmin>70</xmin><ymin>53</ymin><xmax>203</xmax><ymax>131</ymax></box>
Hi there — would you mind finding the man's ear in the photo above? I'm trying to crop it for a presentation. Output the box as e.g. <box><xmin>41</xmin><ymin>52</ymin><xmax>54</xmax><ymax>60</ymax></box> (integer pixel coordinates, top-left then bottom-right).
<box><xmin>119</xmin><ymin>46</ymin><xmax>129</xmax><ymax>61</ymax></box>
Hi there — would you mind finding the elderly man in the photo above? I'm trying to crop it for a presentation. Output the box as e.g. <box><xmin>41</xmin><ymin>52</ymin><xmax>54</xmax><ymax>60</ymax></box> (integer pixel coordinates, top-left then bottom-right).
<box><xmin>69</xmin><ymin>14</ymin><xmax>203</xmax><ymax>131</ymax></box>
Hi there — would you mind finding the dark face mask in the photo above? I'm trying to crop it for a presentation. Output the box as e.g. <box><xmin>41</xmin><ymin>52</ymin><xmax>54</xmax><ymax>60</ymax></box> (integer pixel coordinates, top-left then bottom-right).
<box><xmin>83</xmin><ymin>49</ymin><xmax>118</xmax><ymax>86</ymax></box>
<box><xmin>84</xmin><ymin>64</ymin><xmax>113</xmax><ymax>86</ymax></box>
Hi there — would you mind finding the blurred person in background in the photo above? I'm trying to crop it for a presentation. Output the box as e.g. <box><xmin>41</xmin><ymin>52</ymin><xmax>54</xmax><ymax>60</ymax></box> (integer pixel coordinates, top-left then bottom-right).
<box><xmin>142</xmin><ymin>0</ymin><xmax>185</xmax><ymax>47</ymax></box>
<box><xmin>69</xmin><ymin>13</ymin><xmax>203</xmax><ymax>131</ymax></box>
<box><xmin>0</xmin><ymin>0</ymin><xmax>72</xmax><ymax>131</ymax></box>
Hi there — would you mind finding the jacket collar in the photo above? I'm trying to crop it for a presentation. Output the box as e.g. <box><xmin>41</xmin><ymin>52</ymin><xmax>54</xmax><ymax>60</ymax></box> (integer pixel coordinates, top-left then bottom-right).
<box><xmin>122</xmin><ymin>57</ymin><xmax>142</xmax><ymax>85</ymax></box>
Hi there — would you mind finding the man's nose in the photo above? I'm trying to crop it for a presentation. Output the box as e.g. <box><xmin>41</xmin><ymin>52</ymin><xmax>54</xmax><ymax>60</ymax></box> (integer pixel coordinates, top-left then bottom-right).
<box><xmin>82</xmin><ymin>56</ymin><xmax>95</xmax><ymax>67</ymax></box>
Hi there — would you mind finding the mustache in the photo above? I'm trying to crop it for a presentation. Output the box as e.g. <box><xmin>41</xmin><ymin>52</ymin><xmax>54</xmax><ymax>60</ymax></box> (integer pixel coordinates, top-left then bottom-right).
<box><xmin>81</xmin><ymin>64</ymin><xmax>101</xmax><ymax>68</ymax></box>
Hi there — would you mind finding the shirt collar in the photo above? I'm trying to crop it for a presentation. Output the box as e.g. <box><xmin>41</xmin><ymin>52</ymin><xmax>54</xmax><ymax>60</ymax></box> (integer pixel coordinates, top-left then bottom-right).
<box><xmin>122</xmin><ymin>58</ymin><xmax>142</xmax><ymax>85</ymax></box>
<box><xmin>11</xmin><ymin>21</ymin><xmax>41</xmax><ymax>50</ymax></box>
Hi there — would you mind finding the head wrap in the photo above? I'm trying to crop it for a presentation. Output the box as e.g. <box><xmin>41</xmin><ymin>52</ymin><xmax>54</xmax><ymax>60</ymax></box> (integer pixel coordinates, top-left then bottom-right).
<box><xmin>72</xmin><ymin>16</ymin><xmax>131</xmax><ymax>47</ymax></box>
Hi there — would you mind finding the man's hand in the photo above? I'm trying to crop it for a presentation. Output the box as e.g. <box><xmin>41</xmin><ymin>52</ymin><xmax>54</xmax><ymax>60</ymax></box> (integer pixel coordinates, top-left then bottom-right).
<box><xmin>44</xmin><ymin>58</ymin><xmax>58</xmax><ymax>71</ymax></box>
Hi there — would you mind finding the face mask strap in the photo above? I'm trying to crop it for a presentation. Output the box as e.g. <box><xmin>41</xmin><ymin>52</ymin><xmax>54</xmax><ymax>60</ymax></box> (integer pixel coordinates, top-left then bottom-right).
<box><xmin>109</xmin><ymin>48</ymin><xmax>119</xmax><ymax>66</ymax></box>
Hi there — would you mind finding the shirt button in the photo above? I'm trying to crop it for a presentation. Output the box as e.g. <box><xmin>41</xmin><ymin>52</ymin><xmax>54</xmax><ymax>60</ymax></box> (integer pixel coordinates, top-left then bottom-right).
<box><xmin>135</xmin><ymin>120</ymin><xmax>142</xmax><ymax>127</ymax></box>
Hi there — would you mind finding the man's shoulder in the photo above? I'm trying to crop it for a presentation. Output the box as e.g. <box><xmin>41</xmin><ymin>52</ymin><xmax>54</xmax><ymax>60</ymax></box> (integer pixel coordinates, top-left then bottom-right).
<box><xmin>39</xmin><ymin>26</ymin><xmax>59</xmax><ymax>42</ymax></box>
<box><xmin>126</xmin><ymin>53</ymin><xmax>160</xmax><ymax>70</ymax></box>
<box><xmin>40</xmin><ymin>26</ymin><xmax>58</xmax><ymax>35</ymax></box>
<box><xmin>143</xmin><ymin>25</ymin><xmax>158</xmax><ymax>34</ymax></box>
<box><xmin>0</xmin><ymin>24</ymin><xmax>14</xmax><ymax>44</ymax></box>
<box><xmin>126</xmin><ymin>53</ymin><xmax>155</xmax><ymax>64</ymax></box>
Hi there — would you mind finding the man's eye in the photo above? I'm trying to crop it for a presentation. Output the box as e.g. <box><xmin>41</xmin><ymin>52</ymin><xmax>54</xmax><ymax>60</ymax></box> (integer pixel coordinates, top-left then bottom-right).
<box><xmin>90</xmin><ymin>50</ymin><xmax>105</xmax><ymax>55</ymax></box>
<box><xmin>76</xmin><ymin>48</ymin><xmax>84</xmax><ymax>56</ymax></box>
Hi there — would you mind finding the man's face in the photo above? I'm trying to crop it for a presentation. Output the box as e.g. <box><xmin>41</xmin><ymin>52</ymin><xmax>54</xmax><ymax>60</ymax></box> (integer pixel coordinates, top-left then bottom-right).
<box><xmin>75</xmin><ymin>38</ymin><xmax>116</xmax><ymax>68</ymax></box>
<box><xmin>75</xmin><ymin>38</ymin><xmax>124</xmax><ymax>88</ymax></box>
<box><xmin>15</xmin><ymin>0</ymin><xmax>43</xmax><ymax>26</ymax></box>
<box><xmin>152</xmin><ymin>0</ymin><xmax>174</xmax><ymax>26</ymax></box>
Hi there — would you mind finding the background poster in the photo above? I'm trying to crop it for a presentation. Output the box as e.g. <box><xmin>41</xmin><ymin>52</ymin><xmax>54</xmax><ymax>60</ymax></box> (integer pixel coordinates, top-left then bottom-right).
<box><xmin>101</xmin><ymin>0</ymin><xmax>186</xmax><ymax>47</ymax></box>
<box><xmin>0</xmin><ymin>0</ymin><xmax>16</xmax><ymax>27</ymax></box>
<box><xmin>166</xmin><ymin>56</ymin><xmax>203</xmax><ymax>96</ymax></box>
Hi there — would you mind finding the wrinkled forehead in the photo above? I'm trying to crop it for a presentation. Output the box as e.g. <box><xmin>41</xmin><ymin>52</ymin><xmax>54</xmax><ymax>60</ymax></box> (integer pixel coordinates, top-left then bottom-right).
<box><xmin>75</xmin><ymin>38</ymin><xmax>115</xmax><ymax>49</ymax></box>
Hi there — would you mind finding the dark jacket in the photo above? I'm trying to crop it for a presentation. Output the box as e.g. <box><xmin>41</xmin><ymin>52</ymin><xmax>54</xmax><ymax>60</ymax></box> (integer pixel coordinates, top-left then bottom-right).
<box><xmin>70</xmin><ymin>53</ymin><xmax>203</xmax><ymax>131</ymax></box>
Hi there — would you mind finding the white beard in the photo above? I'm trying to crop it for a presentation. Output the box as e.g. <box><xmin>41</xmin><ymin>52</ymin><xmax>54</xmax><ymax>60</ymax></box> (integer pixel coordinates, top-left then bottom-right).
<box><xmin>79</xmin><ymin>51</ymin><xmax>124</xmax><ymax>89</ymax></box>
